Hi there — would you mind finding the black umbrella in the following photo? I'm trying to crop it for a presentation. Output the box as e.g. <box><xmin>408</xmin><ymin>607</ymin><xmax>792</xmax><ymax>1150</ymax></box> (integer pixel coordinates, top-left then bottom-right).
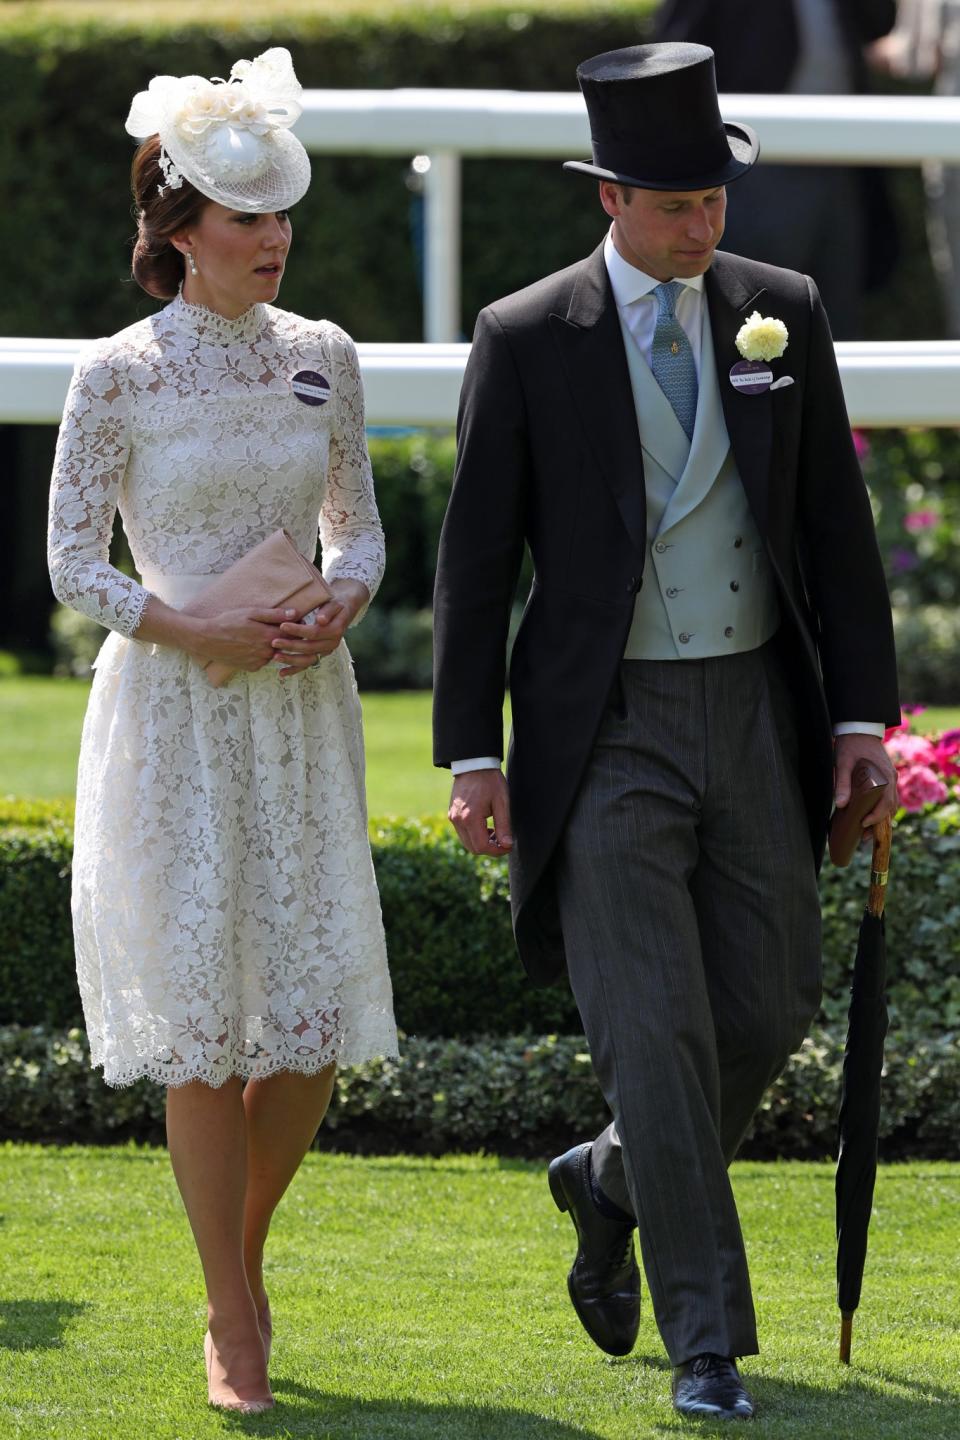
<box><xmin>835</xmin><ymin>814</ymin><xmax>892</xmax><ymax>1364</ymax></box>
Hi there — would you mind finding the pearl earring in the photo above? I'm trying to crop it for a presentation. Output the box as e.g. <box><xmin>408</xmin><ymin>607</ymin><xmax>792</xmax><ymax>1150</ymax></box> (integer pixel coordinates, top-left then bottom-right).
<box><xmin>187</xmin><ymin>252</ymin><xmax>198</xmax><ymax>276</ymax></box>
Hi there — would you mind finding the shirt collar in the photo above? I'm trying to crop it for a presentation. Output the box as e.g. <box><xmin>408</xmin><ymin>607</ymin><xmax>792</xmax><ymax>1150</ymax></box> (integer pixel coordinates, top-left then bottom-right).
<box><xmin>603</xmin><ymin>229</ymin><xmax>706</xmax><ymax>310</ymax></box>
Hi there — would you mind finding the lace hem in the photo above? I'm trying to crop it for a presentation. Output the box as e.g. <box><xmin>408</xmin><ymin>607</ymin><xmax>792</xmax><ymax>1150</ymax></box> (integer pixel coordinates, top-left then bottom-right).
<box><xmin>92</xmin><ymin>1031</ymin><xmax>400</xmax><ymax>1091</ymax></box>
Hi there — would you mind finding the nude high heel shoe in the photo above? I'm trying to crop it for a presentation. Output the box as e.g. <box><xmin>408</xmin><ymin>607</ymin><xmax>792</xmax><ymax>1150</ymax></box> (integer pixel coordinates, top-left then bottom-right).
<box><xmin>204</xmin><ymin>1329</ymin><xmax>274</xmax><ymax>1414</ymax></box>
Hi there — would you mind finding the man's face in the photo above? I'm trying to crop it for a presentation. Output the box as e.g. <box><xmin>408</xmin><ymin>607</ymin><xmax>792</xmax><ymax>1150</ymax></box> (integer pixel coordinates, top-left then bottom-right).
<box><xmin>599</xmin><ymin>181</ymin><xmax>726</xmax><ymax>281</ymax></box>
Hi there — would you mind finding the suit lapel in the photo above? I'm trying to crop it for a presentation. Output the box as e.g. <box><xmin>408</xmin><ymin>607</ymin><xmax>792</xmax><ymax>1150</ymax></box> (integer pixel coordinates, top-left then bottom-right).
<box><xmin>549</xmin><ymin>243</ymin><xmax>646</xmax><ymax>556</ymax></box>
<box><xmin>706</xmin><ymin>254</ymin><xmax>772</xmax><ymax>537</ymax></box>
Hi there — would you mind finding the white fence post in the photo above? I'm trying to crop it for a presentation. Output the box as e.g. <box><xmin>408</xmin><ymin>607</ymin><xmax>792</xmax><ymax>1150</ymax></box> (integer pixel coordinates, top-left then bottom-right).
<box><xmin>423</xmin><ymin>150</ymin><xmax>462</xmax><ymax>344</ymax></box>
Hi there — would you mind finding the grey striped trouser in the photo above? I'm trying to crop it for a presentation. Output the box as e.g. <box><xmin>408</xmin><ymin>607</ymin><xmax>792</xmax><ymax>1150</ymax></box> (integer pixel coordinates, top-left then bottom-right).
<box><xmin>554</xmin><ymin>641</ymin><xmax>822</xmax><ymax>1364</ymax></box>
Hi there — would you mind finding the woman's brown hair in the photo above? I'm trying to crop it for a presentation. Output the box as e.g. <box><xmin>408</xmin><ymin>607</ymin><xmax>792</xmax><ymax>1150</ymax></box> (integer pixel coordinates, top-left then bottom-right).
<box><xmin>131</xmin><ymin>136</ymin><xmax>208</xmax><ymax>299</ymax></box>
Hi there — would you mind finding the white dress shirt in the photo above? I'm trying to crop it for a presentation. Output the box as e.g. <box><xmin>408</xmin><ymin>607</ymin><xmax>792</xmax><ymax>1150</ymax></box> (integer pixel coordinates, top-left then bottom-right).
<box><xmin>450</xmin><ymin>232</ymin><xmax>882</xmax><ymax>775</ymax></box>
<box><xmin>603</xmin><ymin>230</ymin><xmax>706</xmax><ymax>378</ymax></box>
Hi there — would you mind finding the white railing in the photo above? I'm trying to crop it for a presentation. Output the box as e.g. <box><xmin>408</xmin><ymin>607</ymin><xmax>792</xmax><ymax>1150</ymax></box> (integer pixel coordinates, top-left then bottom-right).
<box><xmin>3</xmin><ymin>339</ymin><xmax>959</xmax><ymax>429</ymax></box>
<box><xmin>294</xmin><ymin>89</ymin><xmax>960</xmax><ymax>340</ymax></box>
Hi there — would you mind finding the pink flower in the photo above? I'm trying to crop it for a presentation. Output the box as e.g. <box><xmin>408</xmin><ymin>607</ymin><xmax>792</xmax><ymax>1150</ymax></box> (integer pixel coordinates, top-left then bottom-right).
<box><xmin>896</xmin><ymin>764</ymin><xmax>949</xmax><ymax>811</ymax></box>
<box><xmin>904</xmin><ymin>509</ymin><xmax>939</xmax><ymax>534</ymax></box>
<box><xmin>852</xmin><ymin>429</ymin><xmax>870</xmax><ymax>460</ymax></box>
<box><xmin>933</xmin><ymin>733</ymin><xmax>960</xmax><ymax>779</ymax></box>
<box><xmin>885</xmin><ymin>732</ymin><xmax>937</xmax><ymax>767</ymax></box>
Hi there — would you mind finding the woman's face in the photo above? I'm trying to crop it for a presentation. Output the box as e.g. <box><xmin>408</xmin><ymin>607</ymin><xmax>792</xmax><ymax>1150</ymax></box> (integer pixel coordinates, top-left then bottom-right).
<box><xmin>173</xmin><ymin>201</ymin><xmax>293</xmax><ymax>317</ymax></box>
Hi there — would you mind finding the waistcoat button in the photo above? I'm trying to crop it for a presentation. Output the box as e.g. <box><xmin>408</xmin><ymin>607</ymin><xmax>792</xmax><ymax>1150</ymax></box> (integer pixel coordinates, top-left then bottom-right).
<box><xmin>666</xmin><ymin>586</ymin><xmax>678</xmax><ymax>598</ymax></box>
<box><xmin>724</xmin><ymin>626</ymin><xmax>735</xmax><ymax>638</ymax></box>
<box><xmin>679</xmin><ymin>632</ymin><xmax>691</xmax><ymax>644</ymax></box>
<box><xmin>733</xmin><ymin>536</ymin><xmax>743</xmax><ymax>548</ymax></box>
<box><xmin>730</xmin><ymin>580</ymin><xmax>740</xmax><ymax>591</ymax></box>
<box><xmin>654</xmin><ymin>541</ymin><xmax>667</xmax><ymax>554</ymax></box>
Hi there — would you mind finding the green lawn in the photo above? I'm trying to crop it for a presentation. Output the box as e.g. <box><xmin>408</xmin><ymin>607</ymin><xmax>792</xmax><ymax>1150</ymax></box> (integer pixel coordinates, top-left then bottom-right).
<box><xmin>0</xmin><ymin>1148</ymin><xmax>956</xmax><ymax>1440</ymax></box>
<box><xmin>0</xmin><ymin>676</ymin><xmax>955</xmax><ymax>819</ymax></box>
<box><xmin>0</xmin><ymin>680</ymin><xmax>507</xmax><ymax>818</ymax></box>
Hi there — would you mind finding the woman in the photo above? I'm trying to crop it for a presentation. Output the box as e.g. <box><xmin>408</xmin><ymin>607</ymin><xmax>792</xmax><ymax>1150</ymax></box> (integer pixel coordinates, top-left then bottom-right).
<box><xmin>47</xmin><ymin>49</ymin><xmax>397</xmax><ymax>1414</ymax></box>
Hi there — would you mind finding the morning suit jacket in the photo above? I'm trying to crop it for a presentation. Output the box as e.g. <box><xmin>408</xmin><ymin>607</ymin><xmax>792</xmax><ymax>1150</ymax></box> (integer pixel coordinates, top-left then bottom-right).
<box><xmin>432</xmin><ymin>244</ymin><xmax>900</xmax><ymax>983</ymax></box>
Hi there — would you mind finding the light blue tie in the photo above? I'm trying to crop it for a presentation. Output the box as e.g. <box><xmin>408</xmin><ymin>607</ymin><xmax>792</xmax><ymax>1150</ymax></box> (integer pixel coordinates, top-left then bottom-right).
<box><xmin>650</xmin><ymin>280</ymin><xmax>698</xmax><ymax>441</ymax></box>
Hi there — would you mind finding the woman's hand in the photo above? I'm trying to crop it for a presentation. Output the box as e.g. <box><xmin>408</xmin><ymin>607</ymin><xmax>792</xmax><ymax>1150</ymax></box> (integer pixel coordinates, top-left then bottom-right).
<box><xmin>189</xmin><ymin>607</ymin><xmax>300</xmax><ymax>672</ymax></box>
<box><xmin>270</xmin><ymin>579</ymin><xmax>369</xmax><ymax>677</ymax></box>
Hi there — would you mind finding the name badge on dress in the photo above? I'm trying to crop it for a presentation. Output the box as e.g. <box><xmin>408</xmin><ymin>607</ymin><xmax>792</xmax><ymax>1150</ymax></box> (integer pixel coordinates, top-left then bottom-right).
<box><xmin>291</xmin><ymin>370</ymin><xmax>331</xmax><ymax>406</ymax></box>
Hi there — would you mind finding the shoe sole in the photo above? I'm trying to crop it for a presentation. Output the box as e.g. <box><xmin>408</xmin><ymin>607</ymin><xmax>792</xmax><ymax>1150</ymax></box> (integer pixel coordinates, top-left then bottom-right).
<box><xmin>674</xmin><ymin>1403</ymin><xmax>754</xmax><ymax>1421</ymax></box>
<box><xmin>548</xmin><ymin>1152</ymin><xmax>637</xmax><ymax>1358</ymax></box>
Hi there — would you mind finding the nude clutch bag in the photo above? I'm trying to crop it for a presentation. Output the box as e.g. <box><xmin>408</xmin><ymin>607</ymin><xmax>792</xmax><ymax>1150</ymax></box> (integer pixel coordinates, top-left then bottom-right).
<box><xmin>828</xmin><ymin>760</ymin><xmax>889</xmax><ymax>867</ymax></box>
<box><xmin>184</xmin><ymin>528</ymin><xmax>332</xmax><ymax>687</ymax></box>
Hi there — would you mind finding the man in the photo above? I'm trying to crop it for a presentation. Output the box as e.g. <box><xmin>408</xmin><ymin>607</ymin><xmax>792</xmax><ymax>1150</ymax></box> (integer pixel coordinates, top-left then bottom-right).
<box><xmin>654</xmin><ymin>0</ymin><xmax>899</xmax><ymax>338</ymax></box>
<box><xmin>432</xmin><ymin>45</ymin><xmax>899</xmax><ymax>1421</ymax></box>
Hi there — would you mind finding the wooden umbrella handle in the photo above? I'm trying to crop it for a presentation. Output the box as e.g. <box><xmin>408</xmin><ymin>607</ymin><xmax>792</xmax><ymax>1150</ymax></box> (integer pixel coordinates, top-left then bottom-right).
<box><xmin>868</xmin><ymin>816</ymin><xmax>892</xmax><ymax>919</ymax></box>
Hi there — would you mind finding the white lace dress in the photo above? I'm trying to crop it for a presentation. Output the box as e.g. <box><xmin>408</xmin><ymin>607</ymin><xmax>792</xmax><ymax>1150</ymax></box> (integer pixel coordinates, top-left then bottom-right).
<box><xmin>47</xmin><ymin>292</ymin><xmax>398</xmax><ymax>1088</ymax></box>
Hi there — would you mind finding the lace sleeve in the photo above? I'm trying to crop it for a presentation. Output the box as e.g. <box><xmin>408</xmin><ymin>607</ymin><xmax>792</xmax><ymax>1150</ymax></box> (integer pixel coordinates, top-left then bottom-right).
<box><xmin>47</xmin><ymin>347</ymin><xmax>150</xmax><ymax>637</ymax></box>
<box><xmin>320</xmin><ymin>331</ymin><xmax>385</xmax><ymax>617</ymax></box>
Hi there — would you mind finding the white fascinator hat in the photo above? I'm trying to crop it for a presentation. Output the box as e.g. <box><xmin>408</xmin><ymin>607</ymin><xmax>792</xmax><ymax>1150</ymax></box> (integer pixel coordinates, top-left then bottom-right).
<box><xmin>125</xmin><ymin>47</ymin><xmax>311</xmax><ymax>212</ymax></box>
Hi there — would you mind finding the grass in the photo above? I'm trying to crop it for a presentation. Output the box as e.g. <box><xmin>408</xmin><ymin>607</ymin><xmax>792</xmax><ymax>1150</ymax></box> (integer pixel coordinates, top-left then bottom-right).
<box><xmin>0</xmin><ymin>1148</ymin><xmax>957</xmax><ymax>1439</ymax></box>
<box><xmin>0</xmin><ymin>680</ymin><xmax>512</xmax><ymax>818</ymax></box>
<box><xmin>0</xmin><ymin>676</ymin><xmax>954</xmax><ymax>818</ymax></box>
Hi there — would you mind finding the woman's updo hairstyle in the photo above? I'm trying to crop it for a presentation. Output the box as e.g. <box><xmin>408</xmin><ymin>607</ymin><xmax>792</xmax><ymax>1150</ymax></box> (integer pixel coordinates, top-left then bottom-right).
<box><xmin>131</xmin><ymin>136</ymin><xmax>208</xmax><ymax>299</ymax></box>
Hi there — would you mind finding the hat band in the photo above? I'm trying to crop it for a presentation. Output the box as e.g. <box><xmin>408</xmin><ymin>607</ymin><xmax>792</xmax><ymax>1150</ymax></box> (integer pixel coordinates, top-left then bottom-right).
<box><xmin>592</xmin><ymin>126</ymin><xmax>734</xmax><ymax>184</ymax></box>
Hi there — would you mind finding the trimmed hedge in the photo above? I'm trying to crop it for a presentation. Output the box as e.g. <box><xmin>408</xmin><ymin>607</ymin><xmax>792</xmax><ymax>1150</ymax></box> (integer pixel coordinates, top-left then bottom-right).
<box><xmin>0</xmin><ymin>1</ymin><xmax>942</xmax><ymax>345</ymax></box>
<box><xmin>1</xmin><ymin>1024</ymin><xmax>957</xmax><ymax>1159</ymax></box>
<box><xmin>2</xmin><ymin>807</ymin><xmax>959</xmax><ymax>1040</ymax></box>
<box><xmin>0</xmin><ymin>4</ymin><xmax>660</xmax><ymax>345</ymax></box>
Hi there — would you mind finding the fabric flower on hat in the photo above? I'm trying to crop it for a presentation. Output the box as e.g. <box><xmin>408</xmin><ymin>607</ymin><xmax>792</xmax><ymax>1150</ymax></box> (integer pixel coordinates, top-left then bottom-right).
<box><xmin>125</xmin><ymin>47</ymin><xmax>310</xmax><ymax>211</ymax></box>
<box><xmin>735</xmin><ymin>312</ymin><xmax>789</xmax><ymax>362</ymax></box>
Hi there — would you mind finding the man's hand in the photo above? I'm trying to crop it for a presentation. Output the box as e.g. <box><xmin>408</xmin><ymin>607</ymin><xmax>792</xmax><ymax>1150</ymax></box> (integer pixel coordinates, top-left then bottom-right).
<box><xmin>448</xmin><ymin>769</ymin><xmax>513</xmax><ymax>856</ymax></box>
<box><xmin>834</xmin><ymin>732</ymin><xmax>898</xmax><ymax>833</ymax></box>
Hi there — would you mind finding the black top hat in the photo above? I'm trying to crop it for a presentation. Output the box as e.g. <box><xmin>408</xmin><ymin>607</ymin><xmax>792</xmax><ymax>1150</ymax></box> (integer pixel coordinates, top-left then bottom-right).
<box><xmin>564</xmin><ymin>43</ymin><xmax>759</xmax><ymax>191</ymax></box>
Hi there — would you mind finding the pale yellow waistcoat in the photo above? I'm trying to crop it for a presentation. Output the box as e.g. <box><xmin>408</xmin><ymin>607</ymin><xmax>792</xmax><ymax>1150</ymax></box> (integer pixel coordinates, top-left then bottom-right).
<box><xmin>619</xmin><ymin>305</ymin><xmax>780</xmax><ymax>660</ymax></box>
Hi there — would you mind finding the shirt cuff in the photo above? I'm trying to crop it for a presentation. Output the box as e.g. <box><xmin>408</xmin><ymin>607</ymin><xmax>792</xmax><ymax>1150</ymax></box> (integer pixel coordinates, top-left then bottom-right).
<box><xmin>450</xmin><ymin>757</ymin><xmax>502</xmax><ymax>775</ymax></box>
<box><xmin>832</xmin><ymin>722</ymin><xmax>887</xmax><ymax>739</ymax></box>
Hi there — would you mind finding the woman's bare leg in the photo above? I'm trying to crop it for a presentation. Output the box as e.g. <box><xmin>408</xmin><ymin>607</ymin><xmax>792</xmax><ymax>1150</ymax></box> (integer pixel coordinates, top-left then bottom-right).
<box><xmin>242</xmin><ymin>1066</ymin><xmax>337</xmax><ymax>1326</ymax></box>
<box><xmin>166</xmin><ymin>1077</ymin><xmax>271</xmax><ymax>1410</ymax></box>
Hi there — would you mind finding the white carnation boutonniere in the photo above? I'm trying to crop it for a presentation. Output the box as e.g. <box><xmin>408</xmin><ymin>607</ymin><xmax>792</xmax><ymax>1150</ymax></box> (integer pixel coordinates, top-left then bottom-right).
<box><xmin>735</xmin><ymin>311</ymin><xmax>789</xmax><ymax>363</ymax></box>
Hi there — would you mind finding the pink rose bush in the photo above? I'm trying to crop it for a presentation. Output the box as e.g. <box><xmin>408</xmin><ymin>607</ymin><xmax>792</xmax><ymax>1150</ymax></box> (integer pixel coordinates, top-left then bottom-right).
<box><xmin>883</xmin><ymin>718</ymin><xmax>960</xmax><ymax>812</ymax></box>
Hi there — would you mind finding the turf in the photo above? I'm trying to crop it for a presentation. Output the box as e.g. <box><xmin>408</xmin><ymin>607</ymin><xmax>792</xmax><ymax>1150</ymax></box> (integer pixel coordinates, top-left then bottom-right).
<box><xmin>0</xmin><ymin>680</ymin><xmax>505</xmax><ymax>817</ymax></box>
<box><xmin>0</xmin><ymin>677</ymin><xmax>954</xmax><ymax>818</ymax></box>
<box><xmin>0</xmin><ymin>1148</ymin><xmax>957</xmax><ymax>1439</ymax></box>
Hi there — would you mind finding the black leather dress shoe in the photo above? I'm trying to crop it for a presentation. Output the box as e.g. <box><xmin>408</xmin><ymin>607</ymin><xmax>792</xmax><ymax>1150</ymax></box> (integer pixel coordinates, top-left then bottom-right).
<box><xmin>672</xmin><ymin>1354</ymin><xmax>755</xmax><ymax>1420</ymax></box>
<box><xmin>547</xmin><ymin>1142</ymin><xmax>640</xmax><ymax>1356</ymax></box>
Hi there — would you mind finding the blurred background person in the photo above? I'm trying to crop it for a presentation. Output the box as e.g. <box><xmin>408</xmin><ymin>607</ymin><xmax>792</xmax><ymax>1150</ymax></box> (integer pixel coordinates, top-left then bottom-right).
<box><xmin>872</xmin><ymin>0</ymin><xmax>960</xmax><ymax>336</ymax></box>
<box><xmin>654</xmin><ymin>0</ymin><xmax>899</xmax><ymax>337</ymax></box>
